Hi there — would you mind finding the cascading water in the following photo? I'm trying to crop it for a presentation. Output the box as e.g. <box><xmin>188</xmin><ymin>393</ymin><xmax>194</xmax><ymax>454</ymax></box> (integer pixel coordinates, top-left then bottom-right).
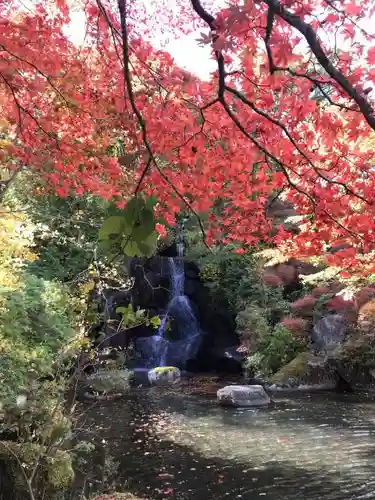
<box><xmin>136</xmin><ymin>222</ymin><xmax>201</xmax><ymax>369</ymax></box>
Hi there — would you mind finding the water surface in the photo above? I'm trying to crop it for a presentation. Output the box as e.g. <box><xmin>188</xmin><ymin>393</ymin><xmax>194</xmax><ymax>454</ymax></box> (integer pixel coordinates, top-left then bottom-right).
<box><xmin>79</xmin><ymin>388</ymin><xmax>375</xmax><ymax>499</ymax></box>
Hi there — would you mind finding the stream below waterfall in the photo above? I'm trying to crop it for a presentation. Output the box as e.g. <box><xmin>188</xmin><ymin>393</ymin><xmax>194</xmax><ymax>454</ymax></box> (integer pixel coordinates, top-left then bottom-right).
<box><xmin>75</xmin><ymin>385</ymin><xmax>375</xmax><ymax>499</ymax></box>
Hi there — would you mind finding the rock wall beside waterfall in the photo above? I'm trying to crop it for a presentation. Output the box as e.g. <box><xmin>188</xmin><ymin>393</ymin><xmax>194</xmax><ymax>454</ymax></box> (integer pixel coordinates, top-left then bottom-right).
<box><xmin>127</xmin><ymin>254</ymin><xmax>242</xmax><ymax>372</ymax></box>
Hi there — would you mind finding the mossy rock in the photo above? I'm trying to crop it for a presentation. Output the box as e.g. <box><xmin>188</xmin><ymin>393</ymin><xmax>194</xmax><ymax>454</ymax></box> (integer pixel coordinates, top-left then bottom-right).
<box><xmin>338</xmin><ymin>333</ymin><xmax>375</xmax><ymax>366</ymax></box>
<box><xmin>77</xmin><ymin>369</ymin><xmax>134</xmax><ymax>401</ymax></box>
<box><xmin>148</xmin><ymin>366</ymin><xmax>181</xmax><ymax>386</ymax></box>
<box><xmin>153</xmin><ymin>366</ymin><xmax>179</xmax><ymax>375</ymax></box>
<box><xmin>271</xmin><ymin>352</ymin><xmax>336</xmax><ymax>388</ymax></box>
<box><xmin>327</xmin><ymin>337</ymin><xmax>375</xmax><ymax>388</ymax></box>
<box><xmin>85</xmin><ymin>369</ymin><xmax>133</xmax><ymax>393</ymax></box>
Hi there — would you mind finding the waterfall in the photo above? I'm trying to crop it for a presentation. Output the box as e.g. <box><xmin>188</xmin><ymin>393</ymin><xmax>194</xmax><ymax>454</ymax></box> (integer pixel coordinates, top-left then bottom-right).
<box><xmin>135</xmin><ymin>220</ymin><xmax>201</xmax><ymax>369</ymax></box>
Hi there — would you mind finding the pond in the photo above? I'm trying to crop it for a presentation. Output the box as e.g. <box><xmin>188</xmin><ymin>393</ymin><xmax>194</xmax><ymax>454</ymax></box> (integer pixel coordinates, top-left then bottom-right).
<box><xmin>77</xmin><ymin>385</ymin><xmax>375</xmax><ymax>499</ymax></box>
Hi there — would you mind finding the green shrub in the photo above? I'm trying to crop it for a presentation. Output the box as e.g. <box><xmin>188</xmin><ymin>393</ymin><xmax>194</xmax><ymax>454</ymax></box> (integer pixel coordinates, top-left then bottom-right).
<box><xmin>6</xmin><ymin>174</ymin><xmax>114</xmax><ymax>282</ymax></box>
<box><xmin>195</xmin><ymin>247</ymin><xmax>290</xmax><ymax>314</ymax></box>
<box><xmin>236</xmin><ymin>305</ymin><xmax>270</xmax><ymax>346</ymax></box>
<box><xmin>0</xmin><ymin>211</ymin><xmax>78</xmax><ymax>405</ymax></box>
<box><xmin>245</xmin><ymin>324</ymin><xmax>306</xmax><ymax>378</ymax></box>
<box><xmin>0</xmin><ymin>271</ymin><xmax>77</xmax><ymax>403</ymax></box>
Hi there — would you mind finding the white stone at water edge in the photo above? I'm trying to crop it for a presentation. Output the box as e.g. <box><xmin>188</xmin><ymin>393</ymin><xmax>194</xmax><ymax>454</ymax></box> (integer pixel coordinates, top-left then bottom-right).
<box><xmin>217</xmin><ymin>384</ymin><xmax>271</xmax><ymax>407</ymax></box>
<box><xmin>148</xmin><ymin>367</ymin><xmax>181</xmax><ymax>386</ymax></box>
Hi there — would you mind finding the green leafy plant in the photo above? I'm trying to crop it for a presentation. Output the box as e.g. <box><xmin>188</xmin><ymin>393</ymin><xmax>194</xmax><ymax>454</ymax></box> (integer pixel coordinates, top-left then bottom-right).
<box><xmin>115</xmin><ymin>304</ymin><xmax>162</xmax><ymax>330</ymax></box>
<box><xmin>98</xmin><ymin>195</ymin><xmax>158</xmax><ymax>258</ymax></box>
<box><xmin>245</xmin><ymin>323</ymin><xmax>307</xmax><ymax>378</ymax></box>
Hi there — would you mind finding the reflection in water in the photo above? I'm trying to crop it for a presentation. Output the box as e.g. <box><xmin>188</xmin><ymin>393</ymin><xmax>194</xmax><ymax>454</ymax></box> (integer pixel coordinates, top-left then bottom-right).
<box><xmin>78</xmin><ymin>390</ymin><xmax>375</xmax><ymax>499</ymax></box>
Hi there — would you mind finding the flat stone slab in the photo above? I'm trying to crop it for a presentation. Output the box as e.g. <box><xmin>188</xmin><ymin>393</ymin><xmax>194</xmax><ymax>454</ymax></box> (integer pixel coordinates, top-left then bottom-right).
<box><xmin>217</xmin><ymin>384</ymin><xmax>271</xmax><ymax>407</ymax></box>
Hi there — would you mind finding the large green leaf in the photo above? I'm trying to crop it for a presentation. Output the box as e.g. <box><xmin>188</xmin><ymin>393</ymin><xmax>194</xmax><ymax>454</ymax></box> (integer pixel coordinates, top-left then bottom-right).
<box><xmin>123</xmin><ymin>196</ymin><xmax>146</xmax><ymax>227</ymax></box>
<box><xmin>116</xmin><ymin>305</ymin><xmax>137</xmax><ymax>326</ymax></box>
<box><xmin>121</xmin><ymin>237</ymin><xmax>142</xmax><ymax>257</ymax></box>
<box><xmin>97</xmin><ymin>239</ymin><xmax>116</xmax><ymax>251</ymax></box>
<box><xmin>98</xmin><ymin>196</ymin><xmax>158</xmax><ymax>258</ymax></box>
<box><xmin>137</xmin><ymin>231</ymin><xmax>158</xmax><ymax>256</ymax></box>
<box><xmin>145</xmin><ymin>195</ymin><xmax>158</xmax><ymax>209</ymax></box>
<box><xmin>98</xmin><ymin>216</ymin><xmax>126</xmax><ymax>240</ymax></box>
<box><xmin>132</xmin><ymin>207</ymin><xmax>155</xmax><ymax>241</ymax></box>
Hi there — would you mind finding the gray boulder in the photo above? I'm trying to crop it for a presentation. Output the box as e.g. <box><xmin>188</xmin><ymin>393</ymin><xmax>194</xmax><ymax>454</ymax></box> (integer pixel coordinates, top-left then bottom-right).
<box><xmin>77</xmin><ymin>368</ymin><xmax>133</xmax><ymax>402</ymax></box>
<box><xmin>217</xmin><ymin>384</ymin><xmax>271</xmax><ymax>407</ymax></box>
<box><xmin>311</xmin><ymin>314</ymin><xmax>347</xmax><ymax>355</ymax></box>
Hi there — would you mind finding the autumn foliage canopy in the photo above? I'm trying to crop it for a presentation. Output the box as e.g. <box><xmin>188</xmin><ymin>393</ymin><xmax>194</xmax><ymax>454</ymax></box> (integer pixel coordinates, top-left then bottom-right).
<box><xmin>2</xmin><ymin>0</ymin><xmax>375</xmax><ymax>271</ymax></box>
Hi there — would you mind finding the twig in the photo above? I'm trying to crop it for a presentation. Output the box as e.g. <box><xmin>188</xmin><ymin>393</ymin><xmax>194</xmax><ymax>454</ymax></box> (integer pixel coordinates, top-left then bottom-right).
<box><xmin>191</xmin><ymin>0</ymin><xmax>225</xmax><ymax>98</ymax></box>
<box><xmin>190</xmin><ymin>0</ymin><xmax>368</xmax><ymax>243</ymax></box>
<box><xmin>275</xmin><ymin>66</ymin><xmax>358</xmax><ymax>113</ymax></box>
<box><xmin>0</xmin><ymin>72</ymin><xmax>59</xmax><ymax>147</ymax></box>
<box><xmin>260</xmin><ymin>0</ymin><xmax>375</xmax><ymax>130</ymax></box>
<box><xmin>322</xmin><ymin>0</ymin><xmax>375</xmax><ymax>40</ymax></box>
<box><xmin>115</xmin><ymin>0</ymin><xmax>211</xmax><ymax>249</ymax></box>
<box><xmin>225</xmin><ymin>84</ymin><xmax>371</xmax><ymax>204</ymax></box>
<box><xmin>0</xmin><ymin>441</ymin><xmax>36</xmax><ymax>500</ymax></box>
<box><xmin>264</xmin><ymin>7</ymin><xmax>276</xmax><ymax>73</ymax></box>
<box><xmin>0</xmin><ymin>167</ymin><xmax>22</xmax><ymax>204</ymax></box>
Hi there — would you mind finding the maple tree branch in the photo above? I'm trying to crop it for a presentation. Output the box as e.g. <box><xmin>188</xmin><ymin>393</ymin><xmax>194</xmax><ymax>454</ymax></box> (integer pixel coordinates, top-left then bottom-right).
<box><xmin>0</xmin><ymin>71</ymin><xmax>58</xmax><ymax>146</ymax></box>
<box><xmin>322</xmin><ymin>0</ymin><xmax>375</xmax><ymax>40</ymax></box>
<box><xmin>221</xmin><ymin>96</ymin><xmax>310</xmax><ymax>203</ymax></box>
<box><xmin>191</xmin><ymin>0</ymin><xmax>368</xmax><ymax>244</ymax></box>
<box><xmin>225</xmin><ymin>84</ymin><xmax>371</xmax><ymax>205</ymax></box>
<box><xmin>191</xmin><ymin>1</ymin><xmax>312</xmax><ymax>207</ymax></box>
<box><xmin>265</xmin><ymin>187</ymin><xmax>285</xmax><ymax>216</ymax></box>
<box><xmin>263</xmin><ymin>157</ymin><xmax>362</xmax><ymax>242</ymax></box>
<box><xmin>190</xmin><ymin>0</ymin><xmax>225</xmax><ymax>98</ymax></box>
<box><xmin>275</xmin><ymin>66</ymin><xmax>358</xmax><ymax>113</ymax></box>
<box><xmin>0</xmin><ymin>49</ymin><xmax>116</xmax><ymax>123</ymax></box>
<box><xmin>264</xmin><ymin>7</ymin><xmax>276</xmax><ymax>74</ymax></box>
<box><xmin>134</xmin><ymin>155</ymin><xmax>151</xmax><ymax>195</ymax></box>
<box><xmin>115</xmin><ymin>0</ymin><xmax>210</xmax><ymax>248</ymax></box>
<box><xmin>0</xmin><ymin>166</ymin><xmax>22</xmax><ymax>204</ymax></box>
<box><xmin>228</xmin><ymin>101</ymin><xmax>367</xmax><ymax>241</ymax></box>
<box><xmin>0</xmin><ymin>45</ymin><xmax>71</xmax><ymax>107</ymax></box>
<box><xmin>174</xmin><ymin>98</ymin><xmax>218</xmax><ymax>150</ymax></box>
<box><xmin>260</xmin><ymin>0</ymin><xmax>375</xmax><ymax>130</ymax></box>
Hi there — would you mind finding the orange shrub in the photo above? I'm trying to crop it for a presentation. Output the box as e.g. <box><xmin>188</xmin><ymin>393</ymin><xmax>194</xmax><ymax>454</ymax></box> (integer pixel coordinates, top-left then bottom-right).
<box><xmin>312</xmin><ymin>286</ymin><xmax>331</xmax><ymax>297</ymax></box>
<box><xmin>291</xmin><ymin>296</ymin><xmax>317</xmax><ymax>317</ymax></box>
<box><xmin>358</xmin><ymin>299</ymin><xmax>375</xmax><ymax>332</ymax></box>
<box><xmin>355</xmin><ymin>287</ymin><xmax>375</xmax><ymax>309</ymax></box>
<box><xmin>263</xmin><ymin>271</ymin><xmax>283</xmax><ymax>287</ymax></box>
<box><xmin>274</xmin><ymin>263</ymin><xmax>297</xmax><ymax>286</ymax></box>
<box><xmin>281</xmin><ymin>316</ymin><xmax>309</xmax><ymax>336</ymax></box>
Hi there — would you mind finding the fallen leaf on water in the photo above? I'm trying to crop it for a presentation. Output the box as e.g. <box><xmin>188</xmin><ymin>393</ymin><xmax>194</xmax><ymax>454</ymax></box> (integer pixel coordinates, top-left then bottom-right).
<box><xmin>158</xmin><ymin>473</ymin><xmax>175</xmax><ymax>479</ymax></box>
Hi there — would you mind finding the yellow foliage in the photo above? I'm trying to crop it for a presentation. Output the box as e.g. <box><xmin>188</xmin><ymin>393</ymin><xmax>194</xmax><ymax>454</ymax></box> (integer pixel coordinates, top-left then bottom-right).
<box><xmin>46</xmin><ymin>450</ymin><xmax>74</xmax><ymax>488</ymax></box>
<box><xmin>0</xmin><ymin>118</ymin><xmax>10</xmax><ymax>131</ymax></box>
<box><xmin>0</xmin><ymin>139</ymin><xmax>12</xmax><ymax>149</ymax></box>
<box><xmin>256</xmin><ymin>248</ymin><xmax>291</xmax><ymax>267</ymax></box>
<box><xmin>357</xmin><ymin>132</ymin><xmax>375</xmax><ymax>158</ymax></box>
<box><xmin>78</xmin><ymin>280</ymin><xmax>96</xmax><ymax>295</ymax></box>
<box><xmin>0</xmin><ymin>212</ymin><xmax>38</xmax><ymax>266</ymax></box>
